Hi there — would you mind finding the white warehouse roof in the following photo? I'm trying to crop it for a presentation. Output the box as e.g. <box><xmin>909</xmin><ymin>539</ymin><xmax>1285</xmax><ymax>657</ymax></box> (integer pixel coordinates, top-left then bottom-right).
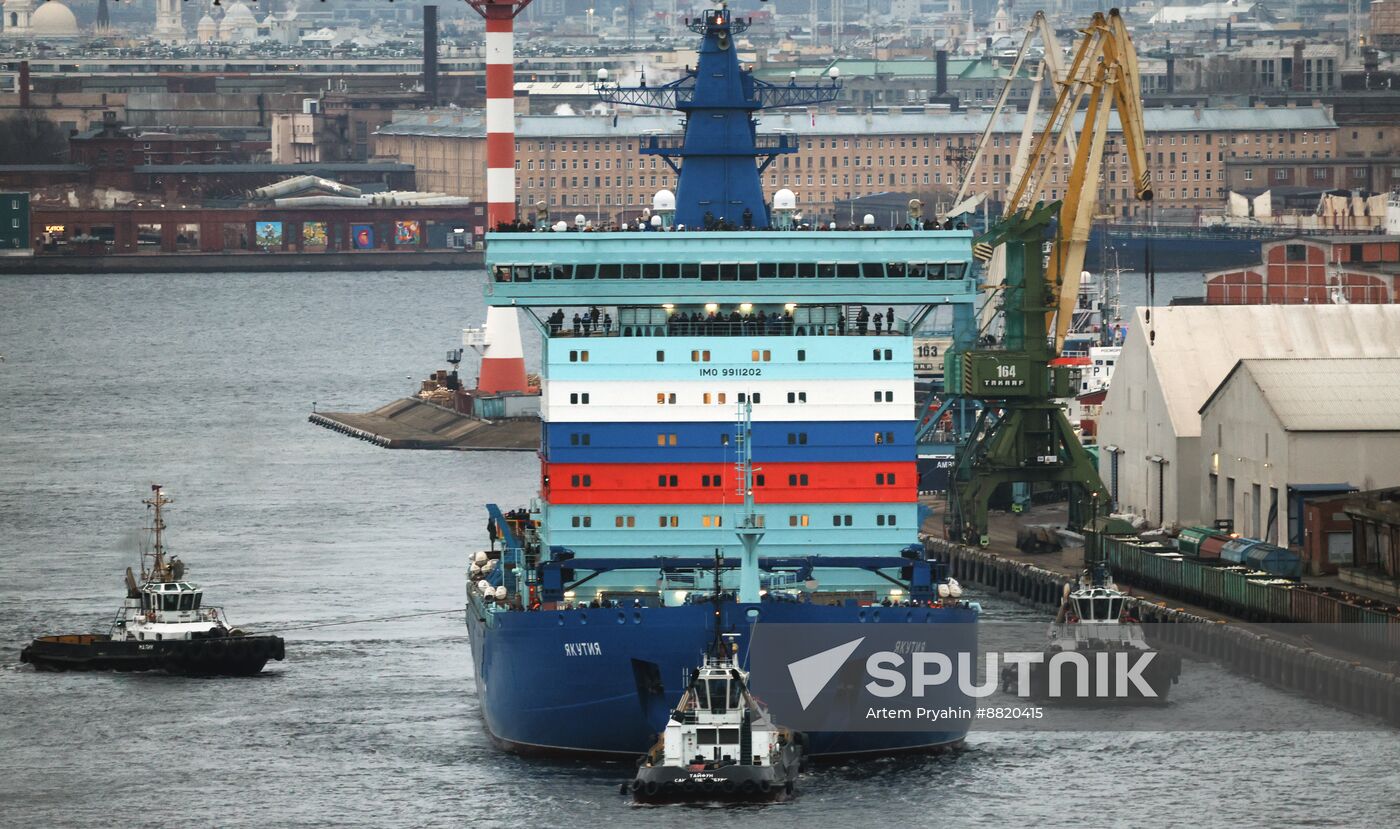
<box><xmin>1117</xmin><ymin>304</ymin><xmax>1400</xmax><ymax>439</ymax></box>
<box><xmin>1204</xmin><ymin>357</ymin><xmax>1400</xmax><ymax>432</ymax></box>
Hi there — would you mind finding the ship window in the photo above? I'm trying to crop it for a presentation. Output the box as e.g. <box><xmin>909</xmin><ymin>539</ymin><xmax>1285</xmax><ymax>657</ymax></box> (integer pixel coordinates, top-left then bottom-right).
<box><xmin>141</xmin><ymin>594</ymin><xmax>150</xmax><ymax>610</ymax></box>
<box><xmin>790</xmin><ymin>514</ymin><xmax>809</xmax><ymax>527</ymax></box>
<box><xmin>697</xmin><ymin>727</ymin><xmax>717</xmax><ymax>744</ymax></box>
<box><xmin>755</xmin><ymin>474</ymin><xmax>765</xmax><ymax>486</ymax></box>
<box><xmin>570</xmin><ymin>393</ymin><xmax>578</xmax><ymax>404</ymax></box>
<box><xmin>700</xmin><ymin>263</ymin><xmax>720</xmax><ymax>281</ymax></box>
<box><xmin>884</xmin><ymin>349</ymin><xmax>893</xmax><ymax>360</ymax></box>
<box><xmin>739</xmin><ymin>263</ymin><xmax>758</xmax><ymax>281</ymax></box>
<box><xmin>836</xmin><ymin>262</ymin><xmax>861</xmax><ymax>278</ymax></box>
<box><xmin>572</xmin><ymin>433</ymin><xmax>581</xmax><ymax>445</ymax></box>
<box><xmin>193</xmin><ymin>593</ymin><xmax>202</xmax><ymax>609</ymax></box>
<box><xmin>877</xmin><ymin>514</ymin><xmax>886</xmax><ymax>526</ymax></box>
<box><xmin>797</xmin><ymin>350</ymin><xmax>806</xmax><ymax>361</ymax></box>
<box><xmin>163</xmin><ymin>594</ymin><xmax>180</xmax><ymax>611</ymax></box>
<box><xmin>946</xmin><ymin>263</ymin><xmax>967</xmax><ymax>280</ymax></box>
<box><xmin>656</xmin><ymin>350</ymin><xmax>665</xmax><ymax>362</ymax></box>
<box><xmin>572</xmin><ymin>516</ymin><xmax>581</xmax><ymax>527</ymax></box>
<box><xmin>598</xmin><ymin>264</ymin><xmax>622</xmax><ymax>279</ymax></box>
<box><xmin>657</xmin><ymin>393</ymin><xmax>666</xmax><ymax>404</ymax></box>
<box><xmin>877</xmin><ymin>473</ymin><xmax>885</xmax><ymax>484</ymax></box>
<box><xmin>796</xmin><ymin>262</ymin><xmax>817</xmax><ymax>278</ymax></box>
<box><xmin>668</xmin><ymin>393</ymin><xmax>677</xmax><ymax>404</ymax></box>
<box><xmin>623</xmin><ymin>263</ymin><xmax>642</xmax><ymax>279</ymax></box>
<box><xmin>717</xmin><ymin>393</ymin><xmax>726</xmax><ymax>404</ymax></box>
<box><xmin>669</xmin><ymin>434</ymin><xmax>677</xmax><ymax>446</ymax></box>
<box><xmin>570</xmin><ymin>351</ymin><xmax>578</xmax><ymax>362</ymax></box>
<box><xmin>844</xmin><ymin>515</ymin><xmax>854</xmax><ymax>526</ymax></box>
<box><xmin>720</xmin><ymin>263</ymin><xmax>740</xmax><ymax>281</ymax></box>
<box><xmin>888</xmin><ymin>514</ymin><xmax>897</xmax><ymax>526</ymax></box>
<box><xmin>787</xmin><ymin>433</ymin><xmax>796</xmax><ymax>444</ymax></box>
<box><xmin>575</xmin><ymin>264</ymin><xmax>597</xmax><ymax>279</ymax></box>
<box><xmin>888</xmin><ymin>473</ymin><xmax>896</xmax><ymax>485</ymax></box>
<box><xmin>778</xmin><ymin>262</ymin><xmax>798</xmax><ymax>278</ymax></box>
<box><xmin>817</xmin><ymin>262</ymin><xmax>837</xmax><ymax>278</ymax></box>
<box><xmin>581</xmin><ymin>393</ymin><xmax>590</xmax><ymax>404</ymax></box>
<box><xmin>873</xmin><ymin>349</ymin><xmax>882</xmax><ymax>360</ymax></box>
<box><xmin>179</xmin><ymin>594</ymin><xmax>194</xmax><ymax>611</ymax></box>
<box><xmin>680</xmin><ymin>263</ymin><xmax>701</xmax><ymax>279</ymax></box>
<box><xmin>760</xmin><ymin>263</ymin><xmax>780</xmax><ymax>279</ymax></box>
<box><xmin>721</xmin><ymin>434</ymin><xmax>730</xmax><ymax>446</ymax></box>
<box><xmin>704</xmin><ymin>393</ymin><xmax>712</xmax><ymax>404</ymax></box>
<box><xmin>862</xmin><ymin>262</ymin><xmax>886</xmax><ymax>278</ymax></box>
<box><xmin>659</xmin><ymin>264</ymin><xmax>678</xmax><ymax>279</ymax></box>
<box><xmin>615</xmin><ymin>516</ymin><xmax>636</xmax><ymax>528</ymax></box>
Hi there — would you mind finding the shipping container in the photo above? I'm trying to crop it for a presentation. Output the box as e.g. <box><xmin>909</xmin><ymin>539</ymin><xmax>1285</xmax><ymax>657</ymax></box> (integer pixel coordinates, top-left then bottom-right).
<box><xmin>1220</xmin><ymin>538</ymin><xmax>1259</xmax><ymax>566</ymax></box>
<box><xmin>1178</xmin><ymin>526</ymin><xmax>1228</xmax><ymax>557</ymax></box>
<box><xmin>1244</xmin><ymin>544</ymin><xmax>1302</xmax><ymax>580</ymax></box>
<box><xmin>1198</xmin><ymin>534</ymin><xmax>1231</xmax><ymax>559</ymax></box>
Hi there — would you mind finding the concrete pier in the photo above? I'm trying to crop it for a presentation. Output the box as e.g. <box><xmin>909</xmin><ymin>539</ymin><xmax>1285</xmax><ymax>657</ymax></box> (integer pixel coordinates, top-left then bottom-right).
<box><xmin>309</xmin><ymin>398</ymin><xmax>538</xmax><ymax>450</ymax></box>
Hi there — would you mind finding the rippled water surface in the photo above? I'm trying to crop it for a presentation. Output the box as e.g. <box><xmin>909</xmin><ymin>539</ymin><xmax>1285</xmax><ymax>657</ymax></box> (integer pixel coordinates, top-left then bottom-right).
<box><xmin>2</xmin><ymin>270</ymin><xmax>1397</xmax><ymax>828</ymax></box>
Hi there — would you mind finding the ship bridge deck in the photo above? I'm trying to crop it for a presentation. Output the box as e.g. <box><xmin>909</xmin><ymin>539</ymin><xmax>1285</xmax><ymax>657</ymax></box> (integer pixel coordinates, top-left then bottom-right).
<box><xmin>484</xmin><ymin>229</ymin><xmax>977</xmax><ymax>307</ymax></box>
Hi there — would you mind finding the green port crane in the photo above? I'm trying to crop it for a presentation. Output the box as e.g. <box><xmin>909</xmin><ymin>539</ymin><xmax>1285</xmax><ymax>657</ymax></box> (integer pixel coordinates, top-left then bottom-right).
<box><xmin>945</xmin><ymin>9</ymin><xmax>1153</xmax><ymax>546</ymax></box>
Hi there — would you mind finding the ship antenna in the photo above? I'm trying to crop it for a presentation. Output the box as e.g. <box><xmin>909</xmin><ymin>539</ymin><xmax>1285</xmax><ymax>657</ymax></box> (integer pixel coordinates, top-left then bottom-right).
<box><xmin>712</xmin><ymin>546</ymin><xmax>724</xmax><ymax>657</ymax></box>
<box><xmin>143</xmin><ymin>484</ymin><xmax>171</xmax><ymax>582</ymax></box>
<box><xmin>734</xmin><ymin>401</ymin><xmax>764</xmax><ymax>604</ymax></box>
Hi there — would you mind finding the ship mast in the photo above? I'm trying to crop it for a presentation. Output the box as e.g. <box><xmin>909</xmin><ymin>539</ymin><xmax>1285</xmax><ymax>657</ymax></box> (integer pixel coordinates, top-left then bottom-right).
<box><xmin>143</xmin><ymin>484</ymin><xmax>171</xmax><ymax>582</ymax></box>
<box><xmin>734</xmin><ymin>402</ymin><xmax>764</xmax><ymax>604</ymax></box>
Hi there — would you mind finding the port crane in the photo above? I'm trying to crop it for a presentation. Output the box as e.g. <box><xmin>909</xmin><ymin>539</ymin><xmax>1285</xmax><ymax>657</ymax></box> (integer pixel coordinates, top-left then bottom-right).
<box><xmin>944</xmin><ymin>9</ymin><xmax>1153</xmax><ymax>546</ymax></box>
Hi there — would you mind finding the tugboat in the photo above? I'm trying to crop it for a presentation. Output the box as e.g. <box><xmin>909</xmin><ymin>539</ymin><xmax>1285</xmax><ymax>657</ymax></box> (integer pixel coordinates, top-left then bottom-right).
<box><xmin>20</xmin><ymin>485</ymin><xmax>285</xmax><ymax>676</ymax></box>
<box><xmin>1002</xmin><ymin>565</ymin><xmax>1181</xmax><ymax>703</ymax></box>
<box><xmin>629</xmin><ymin>610</ymin><xmax>803</xmax><ymax>804</ymax></box>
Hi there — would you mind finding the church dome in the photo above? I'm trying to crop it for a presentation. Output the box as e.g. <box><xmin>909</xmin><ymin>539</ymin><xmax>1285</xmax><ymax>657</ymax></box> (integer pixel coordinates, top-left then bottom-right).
<box><xmin>196</xmin><ymin>13</ymin><xmax>217</xmax><ymax>41</ymax></box>
<box><xmin>219</xmin><ymin>1</ymin><xmax>259</xmax><ymax>42</ymax></box>
<box><xmin>31</xmin><ymin>1</ymin><xmax>80</xmax><ymax>37</ymax></box>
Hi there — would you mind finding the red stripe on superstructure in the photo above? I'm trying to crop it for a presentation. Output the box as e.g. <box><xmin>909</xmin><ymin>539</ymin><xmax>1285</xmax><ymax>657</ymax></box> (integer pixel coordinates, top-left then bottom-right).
<box><xmin>542</xmin><ymin>462</ymin><xmax>917</xmax><ymax>505</ymax></box>
<box><xmin>484</xmin><ymin>13</ymin><xmax>513</xmax><ymax>33</ymax></box>
<box><xmin>486</xmin><ymin>134</ymin><xmax>515</xmax><ymax>168</ymax></box>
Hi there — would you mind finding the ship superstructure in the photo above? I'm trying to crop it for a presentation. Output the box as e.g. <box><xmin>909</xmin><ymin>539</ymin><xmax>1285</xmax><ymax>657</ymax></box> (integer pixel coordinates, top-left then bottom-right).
<box><xmin>464</xmin><ymin>7</ymin><xmax>981</xmax><ymax>758</ymax></box>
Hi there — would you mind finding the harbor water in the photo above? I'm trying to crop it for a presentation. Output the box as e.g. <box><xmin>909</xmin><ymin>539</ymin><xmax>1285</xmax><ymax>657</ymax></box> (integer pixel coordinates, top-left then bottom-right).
<box><xmin>2</xmin><ymin>269</ymin><xmax>1397</xmax><ymax>828</ymax></box>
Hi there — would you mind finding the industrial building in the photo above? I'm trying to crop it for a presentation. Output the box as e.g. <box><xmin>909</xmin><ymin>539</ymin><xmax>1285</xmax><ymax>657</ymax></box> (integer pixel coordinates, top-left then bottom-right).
<box><xmin>1197</xmin><ymin>357</ymin><xmax>1400</xmax><ymax>545</ymax></box>
<box><xmin>1097</xmin><ymin>304</ymin><xmax>1400</xmax><ymax>531</ymax></box>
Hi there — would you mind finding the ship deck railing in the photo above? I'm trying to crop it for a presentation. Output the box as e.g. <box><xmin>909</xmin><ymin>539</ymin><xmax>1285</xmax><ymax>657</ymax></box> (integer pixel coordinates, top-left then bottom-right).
<box><xmin>544</xmin><ymin>320</ymin><xmax>913</xmax><ymax>338</ymax></box>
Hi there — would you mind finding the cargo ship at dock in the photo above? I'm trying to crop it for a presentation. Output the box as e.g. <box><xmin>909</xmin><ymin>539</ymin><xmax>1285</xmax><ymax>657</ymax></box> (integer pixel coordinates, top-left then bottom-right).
<box><xmin>463</xmin><ymin>7</ymin><xmax>981</xmax><ymax>759</ymax></box>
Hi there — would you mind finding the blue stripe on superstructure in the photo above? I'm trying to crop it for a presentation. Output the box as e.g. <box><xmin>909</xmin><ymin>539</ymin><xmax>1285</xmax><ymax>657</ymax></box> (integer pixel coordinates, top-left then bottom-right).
<box><xmin>542</xmin><ymin>502</ymin><xmax>918</xmax><ymax>558</ymax></box>
<box><xmin>545</xmin><ymin>336</ymin><xmax>913</xmax><ymax>382</ymax></box>
<box><xmin>543</xmin><ymin>420</ymin><xmax>914</xmax><ymax>464</ymax></box>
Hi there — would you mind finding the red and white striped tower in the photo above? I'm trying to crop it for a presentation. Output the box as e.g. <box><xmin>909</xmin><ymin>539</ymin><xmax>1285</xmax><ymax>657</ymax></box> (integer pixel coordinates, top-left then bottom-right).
<box><xmin>467</xmin><ymin>1</ymin><xmax>534</xmax><ymax>395</ymax></box>
<box><xmin>468</xmin><ymin>0</ymin><xmax>533</xmax><ymax>229</ymax></box>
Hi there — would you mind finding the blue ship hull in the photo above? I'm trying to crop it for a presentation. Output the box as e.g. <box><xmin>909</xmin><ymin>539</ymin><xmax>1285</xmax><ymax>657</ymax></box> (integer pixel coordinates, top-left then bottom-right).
<box><xmin>465</xmin><ymin>598</ymin><xmax>975</xmax><ymax>758</ymax></box>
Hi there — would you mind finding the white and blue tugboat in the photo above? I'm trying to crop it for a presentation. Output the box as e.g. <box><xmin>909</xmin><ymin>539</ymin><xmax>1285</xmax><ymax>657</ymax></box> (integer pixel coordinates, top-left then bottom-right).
<box><xmin>21</xmin><ymin>485</ymin><xmax>285</xmax><ymax>676</ymax></box>
<box><xmin>465</xmin><ymin>5</ymin><xmax>980</xmax><ymax>758</ymax></box>
<box><xmin>629</xmin><ymin>627</ymin><xmax>803</xmax><ymax>803</ymax></box>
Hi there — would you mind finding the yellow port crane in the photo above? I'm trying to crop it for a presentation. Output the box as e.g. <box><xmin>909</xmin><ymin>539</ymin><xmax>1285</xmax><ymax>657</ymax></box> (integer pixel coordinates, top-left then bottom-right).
<box><xmin>951</xmin><ymin>8</ymin><xmax>1153</xmax><ymax>351</ymax></box>
<box><xmin>944</xmin><ymin>9</ymin><xmax>1154</xmax><ymax>544</ymax></box>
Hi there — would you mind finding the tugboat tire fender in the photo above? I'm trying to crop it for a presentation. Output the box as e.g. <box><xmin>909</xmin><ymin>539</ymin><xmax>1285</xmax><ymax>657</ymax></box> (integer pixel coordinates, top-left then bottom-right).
<box><xmin>740</xmin><ymin>780</ymin><xmax>757</xmax><ymax>795</ymax></box>
<box><xmin>722</xmin><ymin>780</ymin><xmax>737</xmax><ymax>794</ymax></box>
<box><xmin>643</xmin><ymin>781</ymin><xmax>659</xmax><ymax>796</ymax></box>
<box><xmin>758</xmin><ymin>780</ymin><xmax>772</xmax><ymax>794</ymax></box>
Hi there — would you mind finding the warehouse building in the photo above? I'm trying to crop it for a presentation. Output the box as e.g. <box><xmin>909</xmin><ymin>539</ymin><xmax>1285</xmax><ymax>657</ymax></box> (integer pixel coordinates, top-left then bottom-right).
<box><xmin>1097</xmin><ymin>304</ymin><xmax>1400</xmax><ymax>530</ymax></box>
<box><xmin>1197</xmin><ymin>357</ymin><xmax>1400</xmax><ymax>546</ymax></box>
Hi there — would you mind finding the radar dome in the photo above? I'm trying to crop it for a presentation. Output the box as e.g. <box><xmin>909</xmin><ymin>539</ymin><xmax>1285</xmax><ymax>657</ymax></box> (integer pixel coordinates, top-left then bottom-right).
<box><xmin>829</xmin><ymin>66</ymin><xmax>841</xmax><ymax>79</ymax></box>
<box><xmin>773</xmin><ymin>189</ymin><xmax>796</xmax><ymax>210</ymax></box>
<box><xmin>863</xmin><ymin>213</ymin><xmax>876</xmax><ymax>226</ymax></box>
<box><xmin>652</xmin><ymin>189</ymin><xmax>676</xmax><ymax>211</ymax></box>
<box><xmin>596</xmin><ymin>68</ymin><xmax>609</xmax><ymax>82</ymax></box>
<box><xmin>30</xmin><ymin>2</ymin><xmax>80</xmax><ymax>37</ymax></box>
